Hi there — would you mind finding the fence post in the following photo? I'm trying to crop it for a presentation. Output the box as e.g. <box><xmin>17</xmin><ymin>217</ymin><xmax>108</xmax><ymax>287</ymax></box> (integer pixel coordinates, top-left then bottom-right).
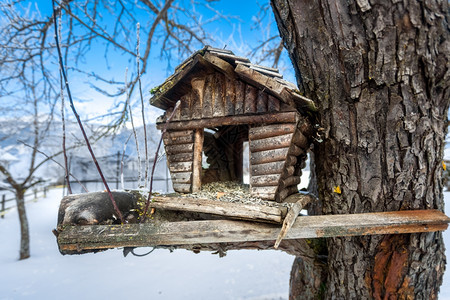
<box><xmin>1</xmin><ymin>195</ymin><xmax>5</xmax><ymax>219</ymax></box>
<box><xmin>44</xmin><ymin>187</ymin><xmax>47</xmax><ymax>198</ymax></box>
<box><xmin>34</xmin><ymin>189</ymin><xmax>37</xmax><ymax>201</ymax></box>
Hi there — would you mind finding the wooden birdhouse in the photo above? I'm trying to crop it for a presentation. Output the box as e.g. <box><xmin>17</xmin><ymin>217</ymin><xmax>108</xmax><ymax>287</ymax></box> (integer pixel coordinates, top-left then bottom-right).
<box><xmin>150</xmin><ymin>46</ymin><xmax>317</xmax><ymax>202</ymax></box>
<box><xmin>54</xmin><ymin>47</ymin><xmax>449</xmax><ymax>255</ymax></box>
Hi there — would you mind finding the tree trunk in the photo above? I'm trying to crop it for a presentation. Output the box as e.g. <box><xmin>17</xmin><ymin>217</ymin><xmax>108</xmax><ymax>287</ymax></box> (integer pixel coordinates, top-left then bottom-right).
<box><xmin>271</xmin><ymin>0</ymin><xmax>449</xmax><ymax>298</ymax></box>
<box><xmin>15</xmin><ymin>189</ymin><xmax>30</xmax><ymax>260</ymax></box>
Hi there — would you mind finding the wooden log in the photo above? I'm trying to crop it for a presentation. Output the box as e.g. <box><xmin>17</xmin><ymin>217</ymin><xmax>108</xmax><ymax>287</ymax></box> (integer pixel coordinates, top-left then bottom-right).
<box><xmin>57</xmin><ymin>210</ymin><xmax>450</xmax><ymax>253</ymax></box>
<box><xmin>156</xmin><ymin>112</ymin><xmax>299</xmax><ymax>130</ymax></box>
<box><xmin>244</xmin><ymin>84</ymin><xmax>257</xmax><ymax>114</ymax></box>
<box><xmin>249</xmin><ymin>133</ymin><xmax>293</xmax><ymax>152</ymax></box>
<box><xmin>251</xmin><ymin>174</ymin><xmax>281</xmax><ymax>187</ymax></box>
<box><xmin>58</xmin><ymin>191</ymin><xmax>137</xmax><ymax>226</ymax></box>
<box><xmin>277</xmin><ymin>185</ymin><xmax>299</xmax><ymax>202</ymax></box>
<box><xmin>163</xmin><ymin>133</ymin><xmax>194</xmax><ymax>145</ymax></box>
<box><xmin>234</xmin><ymin>80</ymin><xmax>245</xmax><ymax>114</ymax></box>
<box><xmin>169</xmin><ymin>161</ymin><xmax>193</xmax><ymax>173</ymax></box>
<box><xmin>165</xmin><ymin>143</ymin><xmax>194</xmax><ymax>155</ymax></box>
<box><xmin>256</xmin><ymin>90</ymin><xmax>268</xmax><ymax>113</ymax></box>
<box><xmin>283</xmin><ymin>192</ymin><xmax>317</xmax><ymax>204</ymax></box>
<box><xmin>202</xmin><ymin>74</ymin><xmax>214</xmax><ymax>118</ymax></box>
<box><xmin>289</xmin><ymin>144</ymin><xmax>304</xmax><ymax>157</ymax></box>
<box><xmin>172</xmin><ymin>183</ymin><xmax>191</xmax><ymax>193</ymax></box>
<box><xmin>179</xmin><ymin>93</ymin><xmax>191</xmax><ymax>120</ymax></box>
<box><xmin>292</xmin><ymin>130</ymin><xmax>310</xmax><ymax>149</ymax></box>
<box><xmin>255</xmin><ymin>193</ymin><xmax>276</xmax><ymax>201</ymax></box>
<box><xmin>250</xmin><ymin>148</ymin><xmax>290</xmax><ymax>165</ymax></box>
<box><xmin>267</xmin><ymin>95</ymin><xmax>280</xmax><ymax>112</ymax></box>
<box><xmin>274</xmin><ymin>194</ymin><xmax>313</xmax><ymax>248</ymax></box>
<box><xmin>282</xmin><ymin>166</ymin><xmax>296</xmax><ymax>178</ymax></box>
<box><xmin>280</xmin><ymin>176</ymin><xmax>301</xmax><ymax>189</ymax></box>
<box><xmin>165</xmin><ymin>130</ymin><xmax>195</xmax><ymax>138</ymax></box>
<box><xmin>251</xmin><ymin>186</ymin><xmax>278</xmax><ymax>195</ymax></box>
<box><xmin>167</xmin><ymin>152</ymin><xmax>193</xmax><ymax>163</ymax></box>
<box><xmin>170</xmin><ymin>172</ymin><xmax>192</xmax><ymax>184</ymax></box>
<box><xmin>251</xmin><ymin>161</ymin><xmax>285</xmax><ymax>176</ymax></box>
<box><xmin>213</xmin><ymin>73</ymin><xmax>225</xmax><ymax>117</ymax></box>
<box><xmin>149</xmin><ymin>195</ymin><xmax>287</xmax><ymax>223</ymax></box>
<box><xmin>249</xmin><ymin>123</ymin><xmax>296</xmax><ymax>140</ymax></box>
<box><xmin>190</xmin><ymin>77</ymin><xmax>205</xmax><ymax>119</ymax></box>
<box><xmin>283</xmin><ymin>155</ymin><xmax>297</xmax><ymax>167</ymax></box>
<box><xmin>192</xmin><ymin>129</ymin><xmax>204</xmax><ymax>192</ymax></box>
<box><xmin>224</xmin><ymin>76</ymin><xmax>235</xmax><ymax>116</ymax></box>
<box><xmin>203</xmin><ymin>52</ymin><xmax>236</xmax><ymax>80</ymax></box>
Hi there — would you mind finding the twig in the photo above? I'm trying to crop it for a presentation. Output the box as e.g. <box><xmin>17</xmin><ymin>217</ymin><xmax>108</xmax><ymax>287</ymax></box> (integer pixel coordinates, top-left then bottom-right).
<box><xmin>125</xmin><ymin>67</ymin><xmax>142</xmax><ymax>187</ymax></box>
<box><xmin>59</xmin><ymin>12</ymin><xmax>72</xmax><ymax>195</ymax></box>
<box><xmin>19</xmin><ymin>141</ymin><xmax>89</xmax><ymax>193</ymax></box>
<box><xmin>140</xmin><ymin>100</ymin><xmax>181</xmax><ymax>223</ymax></box>
<box><xmin>136</xmin><ymin>23</ymin><xmax>149</xmax><ymax>188</ymax></box>
<box><xmin>121</xmin><ymin>133</ymin><xmax>133</xmax><ymax>190</ymax></box>
<box><xmin>52</xmin><ymin>0</ymin><xmax>124</xmax><ymax>224</ymax></box>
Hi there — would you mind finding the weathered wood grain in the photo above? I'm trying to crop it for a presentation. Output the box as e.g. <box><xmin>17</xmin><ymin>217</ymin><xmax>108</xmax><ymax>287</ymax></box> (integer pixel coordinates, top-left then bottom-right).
<box><xmin>179</xmin><ymin>93</ymin><xmax>191</xmax><ymax>121</ymax></box>
<box><xmin>163</xmin><ymin>132</ymin><xmax>194</xmax><ymax>145</ymax></box>
<box><xmin>57</xmin><ymin>210</ymin><xmax>450</xmax><ymax>253</ymax></box>
<box><xmin>244</xmin><ymin>84</ymin><xmax>257</xmax><ymax>114</ymax></box>
<box><xmin>190</xmin><ymin>77</ymin><xmax>205</xmax><ymax>119</ymax></box>
<box><xmin>167</xmin><ymin>152</ymin><xmax>193</xmax><ymax>163</ymax></box>
<box><xmin>234</xmin><ymin>80</ymin><xmax>245</xmax><ymax>115</ymax></box>
<box><xmin>157</xmin><ymin>112</ymin><xmax>299</xmax><ymax>130</ymax></box>
<box><xmin>213</xmin><ymin>73</ymin><xmax>225</xmax><ymax>117</ymax></box>
<box><xmin>256</xmin><ymin>90</ymin><xmax>268</xmax><ymax>113</ymax></box>
<box><xmin>274</xmin><ymin>194</ymin><xmax>313</xmax><ymax>248</ymax></box>
<box><xmin>202</xmin><ymin>74</ymin><xmax>214</xmax><ymax>118</ymax></box>
<box><xmin>169</xmin><ymin>161</ymin><xmax>193</xmax><ymax>173</ymax></box>
<box><xmin>224</xmin><ymin>76</ymin><xmax>235</xmax><ymax>116</ymax></box>
<box><xmin>249</xmin><ymin>123</ymin><xmax>296</xmax><ymax>140</ymax></box>
<box><xmin>251</xmin><ymin>161</ymin><xmax>285</xmax><ymax>176</ymax></box>
<box><xmin>149</xmin><ymin>195</ymin><xmax>287</xmax><ymax>223</ymax></box>
<box><xmin>165</xmin><ymin>143</ymin><xmax>194</xmax><ymax>155</ymax></box>
<box><xmin>249</xmin><ymin>133</ymin><xmax>293</xmax><ymax>152</ymax></box>
<box><xmin>170</xmin><ymin>172</ymin><xmax>192</xmax><ymax>184</ymax></box>
<box><xmin>192</xmin><ymin>129</ymin><xmax>204</xmax><ymax>192</ymax></box>
<box><xmin>267</xmin><ymin>95</ymin><xmax>280</xmax><ymax>112</ymax></box>
<box><xmin>251</xmin><ymin>174</ymin><xmax>281</xmax><ymax>187</ymax></box>
<box><xmin>172</xmin><ymin>183</ymin><xmax>191</xmax><ymax>193</ymax></box>
<box><xmin>250</xmin><ymin>148</ymin><xmax>290</xmax><ymax>165</ymax></box>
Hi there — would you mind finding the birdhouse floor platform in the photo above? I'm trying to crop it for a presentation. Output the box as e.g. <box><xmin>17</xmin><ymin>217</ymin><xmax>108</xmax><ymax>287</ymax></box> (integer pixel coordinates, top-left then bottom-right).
<box><xmin>54</xmin><ymin>189</ymin><xmax>450</xmax><ymax>255</ymax></box>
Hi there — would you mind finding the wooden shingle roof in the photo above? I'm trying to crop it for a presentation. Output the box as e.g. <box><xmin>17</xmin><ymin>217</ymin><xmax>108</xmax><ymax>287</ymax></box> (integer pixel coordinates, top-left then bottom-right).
<box><xmin>149</xmin><ymin>46</ymin><xmax>316</xmax><ymax>113</ymax></box>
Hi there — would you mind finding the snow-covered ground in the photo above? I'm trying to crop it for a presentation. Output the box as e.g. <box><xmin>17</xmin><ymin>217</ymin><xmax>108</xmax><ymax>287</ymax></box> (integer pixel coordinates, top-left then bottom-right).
<box><xmin>0</xmin><ymin>186</ymin><xmax>449</xmax><ymax>300</ymax></box>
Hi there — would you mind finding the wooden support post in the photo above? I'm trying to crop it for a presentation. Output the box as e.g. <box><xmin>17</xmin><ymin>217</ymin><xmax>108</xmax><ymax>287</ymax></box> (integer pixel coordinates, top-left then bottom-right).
<box><xmin>274</xmin><ymin>193</ymin><xmax>314</xmax><ymax>248</ymax></box>
<box><xmin>192</xmin><ymin>129</ymin><xmax>204</xmax><ymax>192</ymax></box>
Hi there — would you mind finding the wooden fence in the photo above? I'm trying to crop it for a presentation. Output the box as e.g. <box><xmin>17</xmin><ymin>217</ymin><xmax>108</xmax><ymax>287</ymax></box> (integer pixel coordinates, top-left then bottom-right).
<box><xmin>0</xmin><ymin>187</ymin><xmax>48</xmax><ymax>218</ymax></box>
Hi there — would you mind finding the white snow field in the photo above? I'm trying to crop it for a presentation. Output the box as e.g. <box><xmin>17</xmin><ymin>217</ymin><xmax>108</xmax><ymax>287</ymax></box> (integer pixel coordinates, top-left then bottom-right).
<box><xmin>0</xmin><ymin>186</ymin><xmax>449</xmax><ymax>300</ymax></box>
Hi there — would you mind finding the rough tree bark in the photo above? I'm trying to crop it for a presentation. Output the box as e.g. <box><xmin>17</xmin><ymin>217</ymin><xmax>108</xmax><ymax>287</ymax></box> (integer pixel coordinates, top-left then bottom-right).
<box><xmin>271</xmin><ymin>0</ymin><xmax>449</xmax><ymax>299</ymax></box>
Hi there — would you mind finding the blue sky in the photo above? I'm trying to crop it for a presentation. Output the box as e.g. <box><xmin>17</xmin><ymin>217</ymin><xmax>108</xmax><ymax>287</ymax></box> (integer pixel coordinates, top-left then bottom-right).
<box><xmin>27</xmin><ymin>1</ymin><xmax>295</xmax><ymax>124</ymax></box>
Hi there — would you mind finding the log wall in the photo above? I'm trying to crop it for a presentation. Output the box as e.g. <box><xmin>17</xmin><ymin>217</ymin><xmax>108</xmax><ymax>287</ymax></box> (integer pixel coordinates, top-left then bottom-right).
<box><xmin>163</xmin><ymin>130</ymin><xmax>195</xmax><ymax>193</ymax></box>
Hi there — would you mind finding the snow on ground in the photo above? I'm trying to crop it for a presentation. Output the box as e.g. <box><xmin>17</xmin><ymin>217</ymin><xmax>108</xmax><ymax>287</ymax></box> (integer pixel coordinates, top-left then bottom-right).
<box><xmin>0</xmin><ymin>187</ymin><xmax>293</xmax><ymax>300</ymax></box>
<box><xmin>0</xmin><ymin>186</ymin><xmax>449</xmax><ymax>300</ymax></box>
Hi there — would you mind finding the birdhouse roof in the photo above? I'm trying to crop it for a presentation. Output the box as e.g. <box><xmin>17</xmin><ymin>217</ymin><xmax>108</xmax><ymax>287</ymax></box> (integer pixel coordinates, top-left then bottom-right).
<box><xmin>149</xmin><ymin>46</ymin><xmax>316</xmax><ymax>113</ymax></box>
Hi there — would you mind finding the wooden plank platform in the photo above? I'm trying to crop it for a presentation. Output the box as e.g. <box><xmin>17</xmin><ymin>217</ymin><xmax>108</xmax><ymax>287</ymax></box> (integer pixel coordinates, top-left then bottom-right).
<box><xmin>57</xmin><ymin>210</ymin><xmax>449</xmax><ymax>254</ymax></box>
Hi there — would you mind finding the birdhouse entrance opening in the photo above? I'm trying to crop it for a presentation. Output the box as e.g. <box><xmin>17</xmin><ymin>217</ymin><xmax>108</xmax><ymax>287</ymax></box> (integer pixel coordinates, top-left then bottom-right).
<box><xmin>201</xmin><ymin>125</ymin><xmax>249</xmax><ymax>187</ymax></box>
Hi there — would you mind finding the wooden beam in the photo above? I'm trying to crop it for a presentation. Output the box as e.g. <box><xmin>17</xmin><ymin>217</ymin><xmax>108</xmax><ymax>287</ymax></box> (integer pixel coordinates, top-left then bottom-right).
<box><xmin>149</xmin><ymin>195</ymin><xmax>287</xmax><ymax>223</ymax></box>
<box><xmin>156</xmin><ymin>112</ymin><xmax>299</xmax><ymax>130</ymax></box>
<box><xmin>57</xmin><ymin>210</ymin><xmax>450</xmax><ymax>254</ymax></box>
<box><xmin>191</xmin><ymin>129</ymin><xmax>204</xmax><ymax>192</ymax></box>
